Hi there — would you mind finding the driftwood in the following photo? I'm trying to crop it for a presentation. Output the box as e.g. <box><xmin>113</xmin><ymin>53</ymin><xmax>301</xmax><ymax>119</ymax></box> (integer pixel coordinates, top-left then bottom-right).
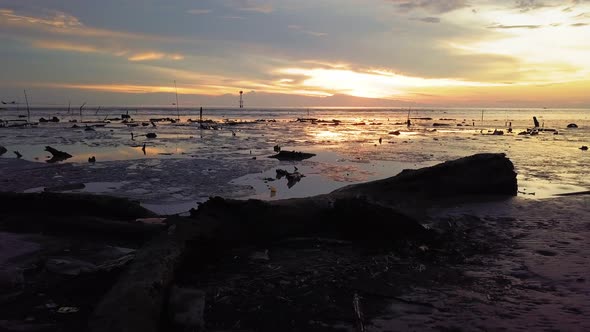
<box><xmin>44</xmin><ymin>146</ymin><xmax>72</xmax><ymax>163</ymax></box>
<box><xmin>269</xmin><ymin>150</ymin><xmax>316</xmax><ymax>161</ymax></box>
<box><xmin>87</xmin><ymin>153</ymin><xmax>517</xmax><ymax>332</ymax></box>
<box><xmin>0</xmin><ymin>192</ymin><xmax>155</xmax><ymax>221</ymax></box>
<box><xmin>195</xmin><ymin>153</ymin><xmax>517</xmax><ymax>242</ymax></box>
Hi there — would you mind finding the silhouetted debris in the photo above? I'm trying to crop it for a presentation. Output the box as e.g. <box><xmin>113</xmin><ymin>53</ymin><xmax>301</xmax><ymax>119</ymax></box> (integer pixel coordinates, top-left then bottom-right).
<box><xmin>269</xmin><ymin>150</ymin><xmax>316</xmax><ymax>161</ymax></box>
<box><xmin>0</xmin><ymin>145</ymin><xmax>6</xmax><ymax>156</ymax></box>
<box><xmin>45</xmin><ymin>146</ymin><xmax>72</xmax><ymax>163</ymax></box>
<box><xmin>411</xmin><ymin>117</ymin><xmax>432</xmax><ymax>120</ymax></box>
<box><xmin>14</xmin><ymin>151</ymin><xmax>22</xmax><ymax>158</ymax></box>
<box><xmin>273</xmin><ymin>144</ymin><xmax>281</xmax><ymax>152</ymax></box>
<box><xmin>567</xmin><ymin>123</ymin><xmax>578</xmax><ymax>128</ymax></box>
<box><xmin>432</xmin><ymin>123</ymin><xmax>450</xmax><ymax>127</ymax></box>
<box><xmin>276</xmin><ymin>168</ymin><xmax>305</xmax><ymax>188</ymax></box>
<box><xmin>146</xmin><ymin>133</ymin><xmax>157</xmax><ymax>139</ymax></box>
<box><xmin>533</xmin><ymin>116</ymin><xmax>540</xmax><ymax>128</ymax></box>
<box><xmin>389</xmin><ymin>130</ymin><xmax>401</xmax><ymax>135</ymax></box>
<box><xmin>84</xmin><ymin>126</ymin><xmax>95</xmax><ymax>132</ymax></box>
<box><xmin>89</xmin><ymin>156</ymin><xmax>96</xmax><ymax>163</ymax></box>
<box><xmin>580</xmin><ymin>146</ymin><xmax>588</xmax><ymax>151</ymax></box>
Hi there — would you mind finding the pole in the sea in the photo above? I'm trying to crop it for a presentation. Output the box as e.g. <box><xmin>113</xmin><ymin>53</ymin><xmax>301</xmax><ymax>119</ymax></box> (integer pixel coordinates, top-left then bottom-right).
<box><xmin>199</xmin><ymin>107</ymin><xmax>203</xmax><ymax>123</ymax></box>
<box><xmin>239</xmin><ymin>91</ymin><xmax>244</xmax><ymax>109</ymax></box>
<box><xmin>23</xmin><ymin>89</ymin><xmax>30</xmax><ymax>123</ymax></box>
<box><xmin>174</xmin><ymin>80</ymin><xmax>180</xmax><ymax>121</ymax></box>
<box><xmin>481</xmin><ymin>109</ymin><xmax>484</xmax><ymax>126</ymax></box>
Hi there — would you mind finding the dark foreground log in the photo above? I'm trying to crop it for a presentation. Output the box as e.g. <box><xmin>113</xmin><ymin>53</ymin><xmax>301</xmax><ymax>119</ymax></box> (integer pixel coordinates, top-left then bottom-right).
<box><xmin>87</xmin><ymin>153</ymin><xmax>517</xmax><ymax>332</ymax></box>
<box><xmin>0</xmin><ymin>192</ymin><xmax>155</xmax><ymax>221</ymax></box>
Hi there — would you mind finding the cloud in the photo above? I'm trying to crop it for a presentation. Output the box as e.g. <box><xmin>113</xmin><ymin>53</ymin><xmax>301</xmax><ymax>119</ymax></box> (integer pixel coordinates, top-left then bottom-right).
<box><xmin>514</xmin><ymin>0</ymin><xmax>554</xmax><ymax>12</ymax></box>
<box><xmin>186</xmin><ymin>9</ymin><xmax>212</xmax><ymax>15</ymax></box>
<box><xmin>0</xmin><ymin>8</ymin><xmax>81</xmax><ymax>28</ymax></box>
<box><xmin>223</xmin><ymin>0</ymin><xmax>273</xmax><ymax>13</ymax></box>
<box><xmin>487</xmin><ymin>24</ymin><xmax>543</xmax><ymax>29</ymax></box>
<box><xmin>128</xmin><ymin>52</ymin><xmax>184</xmax><ymax>61</ymax></box>
<box><xmin>288</xmin><ymin>25</ymin><xmax>327</xmax><ymax>37</ymax></box>
<box><xmin>413</xmin><ymin>16</ymin><xmax>441</xmax><ymax>23</ymax></box>
<box><xmin>388</xmin><ymin>0</ymin><xmax>469</xmax><ymax>13</ymax></box>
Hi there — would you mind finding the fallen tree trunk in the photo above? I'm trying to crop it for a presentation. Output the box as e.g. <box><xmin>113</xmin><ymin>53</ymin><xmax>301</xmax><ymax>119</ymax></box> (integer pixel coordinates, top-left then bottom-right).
<box><xmin>0</xmin><ymin>192</ymin><xmax>156</xmax><ymax>220</ymax></box>
<box><xmin>194</xmin><ymin>153</ymin><xmax>517</xmax><ymax>243</ymax></box>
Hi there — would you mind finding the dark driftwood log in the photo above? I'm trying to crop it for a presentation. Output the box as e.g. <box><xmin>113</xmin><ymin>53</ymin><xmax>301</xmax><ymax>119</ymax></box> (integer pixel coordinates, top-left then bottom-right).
<box><xmin>269</xmin><ymin>150</ymin><xmax>316</xmax><ymax>161</ymax></box>
<box><xmin>87</xmin><ymin>153</ymin><xmax>517</xmax><ymax>332</ymax></box>
<box><xmin>0</xmin><ymin>192</ymin><xmax>156</xmax><ymax>221</ymax></box>
<box><xmin>88</xmin><ymin>222</ymin><xmax>195</xmax><ymax>332</ymax></box>
<box><xmin>45</xmin><ymin>146</ymin><xmax>72</xmax><ymax>163</ymax></box>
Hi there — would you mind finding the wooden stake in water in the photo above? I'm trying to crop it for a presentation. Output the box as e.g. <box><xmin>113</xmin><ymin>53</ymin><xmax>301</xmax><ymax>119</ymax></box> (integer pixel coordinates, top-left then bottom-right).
<box><xmin>174</xmin><ymin>80</ymin><xmax>180</xmax><ymax>121</ymax></box>
<box><xmin>23</xmin><ymin>89</ymin><xmax>30</xmax><ymax>123</ymax></box>
<box><xmin>481</xmin><ymin>109</ymin><xmax>484</xmax><ymax>127</ymax></box>
<box><xmin>80</xmin><ymin>102</ymin><xmax>86</xmax><ymax>122</ymax></box>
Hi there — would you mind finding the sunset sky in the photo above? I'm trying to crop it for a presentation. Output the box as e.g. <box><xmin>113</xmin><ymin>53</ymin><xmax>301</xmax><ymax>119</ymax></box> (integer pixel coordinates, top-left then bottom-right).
<box><xmin>0</xmin><ymin>0</ymin><xmax>589</xmax><ymax>107</ymax></box>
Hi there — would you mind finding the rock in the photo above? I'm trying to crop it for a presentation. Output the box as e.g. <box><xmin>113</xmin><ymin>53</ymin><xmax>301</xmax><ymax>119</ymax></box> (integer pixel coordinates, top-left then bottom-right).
<box><xmin>432</xmin><ymin>123</ymin><xmax>450</xmax><ymax>127</ymax></box>
<box><xmin>580</xmin><ymin>146</ymin><xmax>588</xmax><ymax>151</ymax></box>
<box><xmin>146</xmin><ymin>133</ymin><xmax>157</xmax><ymax>139</ymax></box>
<box><xmin>273</xmin><ymin>144</ymin><xmax>281</xmax><ymax>152</ymax></box>
<box><xmin>168</xmin><ymin>286</ymin><xmax>206</xmax><ymax>330</ymax></box>
<box><xmin>269</xmin><ymin>150</ymin><xmax>316</xmax><ymax>161</ymax></box>
<box><xmin>89</xmin><ymin>156</ymin><xmax>96</xmax><ymax>163</ymax></box>
<box><xmin>0</xmin><ymin>145</ymin><xmax>7</xmax><ymax>156</ymax></box>
<box><xmin>567</xmin><ymin>123</ymin><xmax>578</xmax><ymax>128</ymax></box>
<box><xmin>85</xmin><ymin>126</ymin><xmax>95</xmax><ymax>132</ymax></box>
<box><xmin>389</xmin><ymin>130</ymin><xmax>401</xmax><ymax>135</ymax></box>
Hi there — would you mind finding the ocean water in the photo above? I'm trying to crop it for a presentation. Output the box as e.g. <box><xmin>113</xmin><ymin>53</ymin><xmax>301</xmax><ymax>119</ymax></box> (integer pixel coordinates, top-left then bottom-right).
<box><xmin>1</xmin><ymin>107</ymin><xmax>589</xmax><ymax>214</ymax></box>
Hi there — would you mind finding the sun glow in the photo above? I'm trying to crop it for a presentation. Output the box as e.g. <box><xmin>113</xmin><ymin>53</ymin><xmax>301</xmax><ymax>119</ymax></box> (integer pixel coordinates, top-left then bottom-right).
<box><xmin>278</xmin><ymin>67</ymin><xmax>507</xmax><ymax>99</ymax></box>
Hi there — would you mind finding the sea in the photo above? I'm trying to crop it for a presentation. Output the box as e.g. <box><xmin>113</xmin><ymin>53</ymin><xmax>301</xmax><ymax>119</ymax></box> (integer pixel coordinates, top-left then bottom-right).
<box><xmin>1</xmin><ymin>107</ymin><xmax>589</xmax><ymax>214</ymax></box>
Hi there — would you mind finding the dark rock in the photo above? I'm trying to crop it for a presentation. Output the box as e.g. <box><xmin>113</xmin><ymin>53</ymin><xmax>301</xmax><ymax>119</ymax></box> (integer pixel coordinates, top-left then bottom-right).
<box><xmin>389</xmin><ymin>130</ymin><xmax>401</xmax><ymax>135</ymax></box>
<box><xmin>0</xmin><ymin>145</ymin><xmax>6</xmax><ymax>156</ymax></box>
<box><xmin>146</xmin><ymin>133</ymin><xmax>157</xmax><ymax>139</ymax></box>
<box><xmin>567</xmin><ymin>123</ymin><xmax>578</xmax><ymax>128</ymax></box>
<box><xmin>269</xmin><ymin>150</ymin><xmax>316</xmax><ymax>161</ymax></box>
<box><xmin>432</xmin><ymin>123</ymin><xmax>450</xmax><ymax>127</ymax></box>
<box><xmin>580</xmin><ymin>146</ymin><xmax>588</xmax><ymax>151</ymax></box>
<box><xmin>273</xmin><ymin>144</ymin><xmax>281</xmax><ymax>152</ymax></box>
<box><xmin>89</xmin><ymin>156</ymin><xmax>96</xmax><ymax>163</ymax></box>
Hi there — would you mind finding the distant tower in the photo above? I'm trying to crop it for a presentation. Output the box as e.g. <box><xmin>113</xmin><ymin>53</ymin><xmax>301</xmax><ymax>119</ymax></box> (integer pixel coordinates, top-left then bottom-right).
<box><xmin>239</xmin><ymin>91</ymin><xmax>244</xmax><ymax>108</ymax></box>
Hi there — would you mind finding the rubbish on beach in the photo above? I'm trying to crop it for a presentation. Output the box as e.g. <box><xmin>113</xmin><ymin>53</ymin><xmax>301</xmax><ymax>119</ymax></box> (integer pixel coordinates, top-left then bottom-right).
<box><xmin>269</xmin><ymin>150</ymin><xmax>316</xmax><ymax>161</ymax></box>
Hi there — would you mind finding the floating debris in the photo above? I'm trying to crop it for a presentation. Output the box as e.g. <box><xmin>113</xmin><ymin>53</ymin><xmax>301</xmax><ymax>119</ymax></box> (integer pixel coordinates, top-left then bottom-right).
<box><xmin>269</xmin><ymin>150</ymin><xmax>316</xmax><ymax>161</ymax></box>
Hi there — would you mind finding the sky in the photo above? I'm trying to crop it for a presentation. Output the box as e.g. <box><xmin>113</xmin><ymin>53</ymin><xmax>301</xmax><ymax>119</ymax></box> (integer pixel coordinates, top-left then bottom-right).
<box><xmin>0</xmin><ymin>0</ymin><xmax>589</xmax><ymax>108</ymax></box>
